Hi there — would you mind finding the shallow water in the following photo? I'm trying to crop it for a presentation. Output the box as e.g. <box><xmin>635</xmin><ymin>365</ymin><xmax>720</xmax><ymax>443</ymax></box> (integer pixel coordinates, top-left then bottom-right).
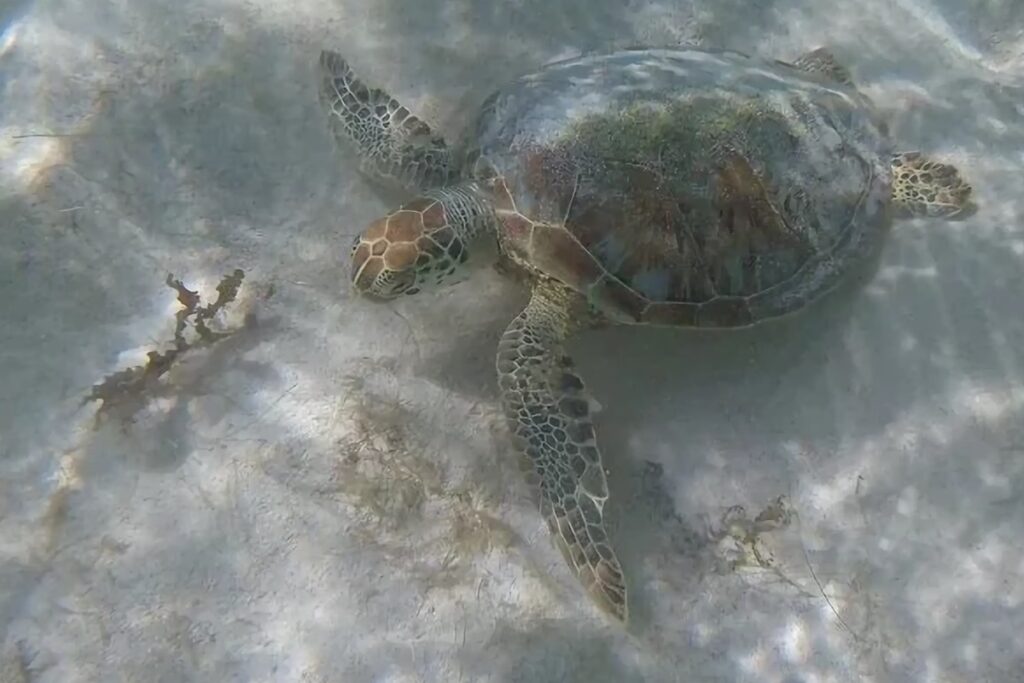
<box><xmin>1</xmin><ymin>1</ymin><xmax>1022</xmax><ymax>681</ymax></box>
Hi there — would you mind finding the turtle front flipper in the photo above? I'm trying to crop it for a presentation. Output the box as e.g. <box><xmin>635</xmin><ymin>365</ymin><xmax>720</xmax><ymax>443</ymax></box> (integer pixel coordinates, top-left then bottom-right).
<box><xmin>891</xmin><ymin>151</ymin><xmax>974</xmax><ymax>219</ymax></box>
<box><xmin>788</xmin><ymin>47</ymin><xmax>853</xmax><ymax>85</ymax></box>
<box><xmin>496</xmin><ymin>278</ymin><xmax>628</xmax><ymax>622</ymax></box>
<box><xmin>318</xmin><ymin>50</ymin><xmax>455</xmax><ymax>192</ymax></box>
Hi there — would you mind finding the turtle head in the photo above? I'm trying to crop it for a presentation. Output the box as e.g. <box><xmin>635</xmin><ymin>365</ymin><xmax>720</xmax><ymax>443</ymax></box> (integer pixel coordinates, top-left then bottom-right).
<box><xmin>349</xmin><ymin>196</ymin><xmax>486</xmax><ymax>300</ymax></box>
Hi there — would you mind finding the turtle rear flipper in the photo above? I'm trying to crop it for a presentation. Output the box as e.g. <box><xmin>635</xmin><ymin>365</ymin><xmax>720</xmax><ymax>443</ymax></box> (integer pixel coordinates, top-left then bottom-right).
<box><xmin>497</xmin><ymin>278</ymin><xmax>628</xmax><ymax>622</ymax></box>
<box><xmin>891</xmin><ymin>151</ymin><xmax>974</xmax><ymax>219</ymax></box>
<box><xmin>318</xmin><ymin>50</ymin><xmax>455</xmax><ymax>191</ymax></box>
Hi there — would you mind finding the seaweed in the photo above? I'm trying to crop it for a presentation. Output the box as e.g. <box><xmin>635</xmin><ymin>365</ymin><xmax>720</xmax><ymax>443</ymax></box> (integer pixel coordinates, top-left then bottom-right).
<box><xmin>82</xmin><ymin>268</ymin><xmax>245</xmax><ymax>426</ymax></box>
<box><xmin>328</xmin><ymin>372</ymin><xmax>518</xmax><ymax>593</ymax></box>
<box><xmin>0</xmin><ymin>639</ymin><xmax>36</xmax><ymax>683</ymax></box>
<box><xmin>333</xmin><ymin>381</ymin><xmax>444</xmax><ymax>531</ymax></box>
<box><xmin>447</xmin><ymin>488</ymin><xmax>516</xmax><ymax>557</ymax></box>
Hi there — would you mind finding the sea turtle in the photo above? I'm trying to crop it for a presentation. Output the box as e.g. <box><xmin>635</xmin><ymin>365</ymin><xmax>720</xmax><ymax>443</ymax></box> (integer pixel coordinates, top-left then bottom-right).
<box><xmin>318</xmin><ymin>45</ymin><xmax>973</xmax><ymax>623</ymax></box>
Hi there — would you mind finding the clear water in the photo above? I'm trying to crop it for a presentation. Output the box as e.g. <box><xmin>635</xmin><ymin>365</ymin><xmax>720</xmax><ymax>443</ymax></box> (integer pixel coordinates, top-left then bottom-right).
<box><xmin>1</xmin><ymin>0</ymin><xmax>1022</xmax><ymax>680</ymax></box>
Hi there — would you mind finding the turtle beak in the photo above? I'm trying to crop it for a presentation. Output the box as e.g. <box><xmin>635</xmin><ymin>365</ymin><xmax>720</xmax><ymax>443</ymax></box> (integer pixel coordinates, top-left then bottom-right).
<box><xmin>349</xmin><ymin>250</ymin><xmax>368</xmax><ymax>296</ymax></box>
<box><xmin>349</xmin><ymin>235</ymin><xmax>378</xmax><ymax>297</ymax></box>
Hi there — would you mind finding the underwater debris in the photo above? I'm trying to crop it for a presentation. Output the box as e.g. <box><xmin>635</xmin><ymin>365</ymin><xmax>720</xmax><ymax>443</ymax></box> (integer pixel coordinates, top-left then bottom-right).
<box><xmin>710</xmin><ymin>494</ymin><xmax>794</xmax><ymax>572</ymax></box>
<box><xmin>82</xmin><ymin>268</ymin><xmax>245</xmax><ymax>425</ymax></box>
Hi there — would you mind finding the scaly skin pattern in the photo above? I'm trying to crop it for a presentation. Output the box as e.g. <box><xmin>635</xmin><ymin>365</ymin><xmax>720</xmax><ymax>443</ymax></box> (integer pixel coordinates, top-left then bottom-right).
<box><xmin>329</xmin><ymin>45</ymin><xmax>977</xmax><ymax>625</ymax></box>
<box><xmin>496</xmin><ymin>278</ymin><xmax>628</xmax><ymax>621</ymax></box>
<box><xmin>318</xmin><ymin>50</ymin><xmax>455</xmax><ymax>191</ymax></box>
<box><xmin>349</xmin><ymin>183</ymin><xmax>495</xmax><ymax>298</ymax></box>
<box><xmin>890</xmin><ymin>152</ymin><xmax>973</xmax><ymax>218</ymax></box>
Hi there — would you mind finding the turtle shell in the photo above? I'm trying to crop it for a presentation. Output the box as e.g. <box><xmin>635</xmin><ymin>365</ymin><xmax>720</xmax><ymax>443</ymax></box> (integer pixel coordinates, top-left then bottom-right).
<box><xmin>469</xmin><ymin>48</ymin><xmax>894</xmax><ymax>326</ymax></box>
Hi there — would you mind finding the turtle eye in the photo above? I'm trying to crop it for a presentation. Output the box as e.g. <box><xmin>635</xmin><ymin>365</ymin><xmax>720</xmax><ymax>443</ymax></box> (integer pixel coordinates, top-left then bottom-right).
<box><xmin>349</xmin><ymin>235</ymin><xmax>361</xmax><ymax>255</ymax></box>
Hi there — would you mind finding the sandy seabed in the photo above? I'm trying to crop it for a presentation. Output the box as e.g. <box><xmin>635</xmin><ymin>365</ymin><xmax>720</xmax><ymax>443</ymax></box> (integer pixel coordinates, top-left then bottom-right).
<box><xmin>1</xmin><ymin>0</ymin><xmax>1023</xmax><ymax>681</ymax></box>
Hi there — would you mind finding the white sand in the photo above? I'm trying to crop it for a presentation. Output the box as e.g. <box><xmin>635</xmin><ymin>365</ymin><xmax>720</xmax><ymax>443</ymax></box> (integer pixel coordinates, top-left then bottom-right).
<box><xmin>1</xmin><ymin>0</ymin><xmax>1022</xmax><ymax>680</ymax></box>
